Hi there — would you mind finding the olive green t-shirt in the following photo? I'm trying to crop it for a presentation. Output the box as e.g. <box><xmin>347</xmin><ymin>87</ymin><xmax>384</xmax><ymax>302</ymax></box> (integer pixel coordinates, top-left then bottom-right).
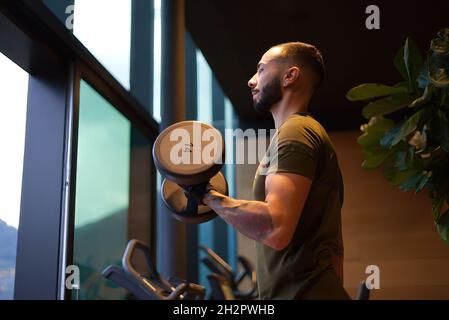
<box><xmin>253</xmin><ymin>112</ymin><xmax>347</xmax><ymax>300</ymax></box>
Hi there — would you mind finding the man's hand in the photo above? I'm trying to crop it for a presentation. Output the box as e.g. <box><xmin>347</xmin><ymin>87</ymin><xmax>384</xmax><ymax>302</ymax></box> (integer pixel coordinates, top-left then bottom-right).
<box><xmin>179</xmin><ymin>182</ymin><xmax>216</xmax><ymax>205</ymax></box>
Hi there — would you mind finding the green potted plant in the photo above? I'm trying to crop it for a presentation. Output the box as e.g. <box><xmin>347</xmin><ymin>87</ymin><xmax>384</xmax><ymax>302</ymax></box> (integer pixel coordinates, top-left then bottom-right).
<box><xmin>346</xmin><ymin>28</ymin><xmax>449</xmax><ymax>244</ymax></box>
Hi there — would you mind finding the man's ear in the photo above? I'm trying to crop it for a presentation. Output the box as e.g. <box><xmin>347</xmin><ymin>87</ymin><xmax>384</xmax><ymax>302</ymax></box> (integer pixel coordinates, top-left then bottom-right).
<box><xmin>282</xmin><ymin>67</ymin><xmax>301</xmax><ymax>87</ymax></box>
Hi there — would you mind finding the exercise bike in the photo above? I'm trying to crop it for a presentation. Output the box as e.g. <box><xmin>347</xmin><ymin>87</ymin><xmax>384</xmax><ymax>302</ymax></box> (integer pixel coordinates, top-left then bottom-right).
<box><xmin>102</xmin><ymin>239</ymin><xmax>256</xmax><ymax>300</ymax></box>
<box><xmin>103</xmin><ymin>239</ymin><xmax>368</xmax><ymax>301</ymax></box>
<box><xmin>102</xmin><ymin>239</ymin><xmax>205</xmax><ymax>300</ymax></box>
<box><xmin>199</xmin><ymin>245</ymin><xmax>258</xmax><ymax>300</ymax></box>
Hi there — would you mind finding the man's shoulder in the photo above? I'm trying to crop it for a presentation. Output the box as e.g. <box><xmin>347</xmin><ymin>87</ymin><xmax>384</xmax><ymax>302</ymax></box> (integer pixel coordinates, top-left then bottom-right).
<box><xmin>282</xmin><ymin>114</ymin><xmax>323</xmax><ymax>130</ymax></box>
<box><xmin>277</xmin><ymin>114</ymin><xmax>326</xmax><ymax>147</ymax></box>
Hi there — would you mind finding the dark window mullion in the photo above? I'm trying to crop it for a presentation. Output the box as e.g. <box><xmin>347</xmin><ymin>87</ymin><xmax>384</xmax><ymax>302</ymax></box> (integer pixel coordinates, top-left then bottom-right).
<box><xmin>14</xmin><ymin>64</ymin><xmax>69</xmax><ymax>300</ymax></box>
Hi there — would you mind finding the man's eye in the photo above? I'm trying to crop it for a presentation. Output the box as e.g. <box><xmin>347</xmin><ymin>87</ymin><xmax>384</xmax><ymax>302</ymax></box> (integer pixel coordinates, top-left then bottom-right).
<box><xmin>258</xmin><ymin>68</ymin><xmax>263</xmax><ymax>73</ymax></box>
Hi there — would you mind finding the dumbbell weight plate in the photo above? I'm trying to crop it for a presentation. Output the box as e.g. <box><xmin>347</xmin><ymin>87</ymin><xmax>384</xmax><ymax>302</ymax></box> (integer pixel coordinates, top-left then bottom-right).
<box><xmin>153</xmin><ymin>121</ymin><xmax>225</xmax><ymax>186</ymax></box>
<box><xmin>161</xmin><ymin>171</ymin><xmax>228</xmax><ymax>224</ymax></box>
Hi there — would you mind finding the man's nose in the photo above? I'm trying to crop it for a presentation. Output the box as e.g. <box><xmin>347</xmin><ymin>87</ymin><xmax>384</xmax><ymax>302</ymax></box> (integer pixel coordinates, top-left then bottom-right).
<box><xmin>248</xmin><ymin>74</ymin><xmax>257</xmax><ymax>89</ymax></box>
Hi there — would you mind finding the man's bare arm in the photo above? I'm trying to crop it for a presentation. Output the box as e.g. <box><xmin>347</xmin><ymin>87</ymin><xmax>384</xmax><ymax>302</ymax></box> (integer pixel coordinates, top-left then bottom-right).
<box><xmin>203</xmin><ymin>172</ymin><xmax>312</xmax><ymax>250</ymax></box>
<box><xmin>203</xmin><ymin>192</ymin><xmax>274</xmax><ymax>241</ymax></box>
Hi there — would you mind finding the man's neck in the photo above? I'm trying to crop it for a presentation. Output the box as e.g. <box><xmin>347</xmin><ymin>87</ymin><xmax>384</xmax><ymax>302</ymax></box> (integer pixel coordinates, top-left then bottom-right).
<box><xmin>270</xmin><ymin>92</ymin><xmax>311</xmax><ymax>129</ymax></box>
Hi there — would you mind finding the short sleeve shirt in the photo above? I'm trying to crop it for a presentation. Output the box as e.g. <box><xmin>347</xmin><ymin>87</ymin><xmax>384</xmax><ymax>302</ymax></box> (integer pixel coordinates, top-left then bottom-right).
<box><xmin>253</xmin><ymin>112</ymin><xmax>345</xmax><ymax>299</ymax></box>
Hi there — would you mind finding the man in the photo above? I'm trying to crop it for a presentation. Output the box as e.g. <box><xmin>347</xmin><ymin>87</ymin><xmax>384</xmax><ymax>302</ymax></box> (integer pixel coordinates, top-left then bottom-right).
<box><xmin>191</xmin><ymin>42</ymin><xmax>349</xmax><ymax>299</ymax></box>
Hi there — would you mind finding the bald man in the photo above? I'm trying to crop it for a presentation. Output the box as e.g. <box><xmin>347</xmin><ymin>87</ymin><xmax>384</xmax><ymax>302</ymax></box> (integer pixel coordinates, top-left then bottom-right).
<box><xmin>195</xmin><ymin>42</ymin><xmax>350</xmax><ymax>300</ymax></box>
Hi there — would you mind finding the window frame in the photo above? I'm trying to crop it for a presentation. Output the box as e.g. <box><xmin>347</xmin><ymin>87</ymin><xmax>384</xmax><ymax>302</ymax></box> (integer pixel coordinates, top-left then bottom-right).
<box><xmin>0</xmin><ymin>0</ymin><xmax>158</xmax><ymax>299</ymax></box>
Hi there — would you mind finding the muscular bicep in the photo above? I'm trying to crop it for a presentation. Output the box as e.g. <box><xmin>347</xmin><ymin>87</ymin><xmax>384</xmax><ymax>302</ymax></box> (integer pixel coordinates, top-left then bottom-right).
<box><xmin>262</xmin><ymin>172</ymin><xmax>312</xmax><ymax>250</ymax></box>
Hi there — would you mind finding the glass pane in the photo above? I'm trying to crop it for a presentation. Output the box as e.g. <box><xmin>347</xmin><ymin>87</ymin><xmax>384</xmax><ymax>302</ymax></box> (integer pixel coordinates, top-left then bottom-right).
<box><xmin>224</xmin><ymin>97</ymin><xmax>238</xmax><ymax>267</ymax></box>
<box><xmin>0</xmin><ymin>52</ymin><xmax>29</xmax><ymax>300</ymax></box>
<box><xmin>42</xmin><ymin>0</ymin><xmax>74</xmax><ymax>28</ymax></box>
<box><xmin>153</xmin><ymin>0</ymin><xmax>162</xmax><ymax>123</ymax></box>
<box><xmin>196</xmin><ymin>49</ymin><xmax>213</xmax><ymax>123</ymax></box>
<box><xmin>73</xmin><ymin>80</ymin><xmax>131</xmax><ymax>300</ymax></box>
<box><xmin>73</xmin><ymin>0</ymin><xmax>131</xmax><ymax>90</ymax></box>
<box><xmin>196</xmin><ymin>48</ymin><xmax>215</xmax><ymax>290</ymax></box>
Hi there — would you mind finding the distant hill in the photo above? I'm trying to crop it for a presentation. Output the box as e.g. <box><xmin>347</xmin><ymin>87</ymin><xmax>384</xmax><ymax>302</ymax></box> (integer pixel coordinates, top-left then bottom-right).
<box><xmin>73</xmin><ymin>209</ymin><xmax>129</xmax><ymax>300</ymax></box>
<box><xmin>0</xmin><ymin>219</ymin><xmax>17</xmax><ymax>268</ymax></box>
<box><xmin>0</xmin><ymin>219</ymin><xmax>18</xmax><ymax>299</ymax></box>
<box><xmin>0</xmin><ymin>211</ymin><xmax>144</xmax><ymax>300</ymax></box>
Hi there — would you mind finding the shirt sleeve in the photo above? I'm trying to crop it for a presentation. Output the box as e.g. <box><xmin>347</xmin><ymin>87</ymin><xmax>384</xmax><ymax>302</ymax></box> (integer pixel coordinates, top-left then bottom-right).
<box><xmin>266</xmin><ymin>140</ymin><xmax>318</xmax><ymax>180</ymax></box>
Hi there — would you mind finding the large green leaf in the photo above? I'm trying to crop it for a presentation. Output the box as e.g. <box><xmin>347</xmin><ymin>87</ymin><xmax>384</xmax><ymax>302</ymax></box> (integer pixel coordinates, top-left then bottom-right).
<box><xmin>393</xmin><ymin>109</ymin><xmax>428</xmax><ymax>145</ymax></box>
<box><xmin>380</xmin><ymin>120</ymin><xmax>404</xmax><ymax>149</ymax></box>
<box><xmin>383</xmin><ymin>152</ymin><xmax>419</xmax><ymax>185</ymax></box>
<box><xmin>346</xmin><ymin>83</ymin><xmax>409</xmax><ymax>101</ymax></box>
<box><xmin>399</xmin><ymin>172</ymin><xmax>427</xmax><ymax>192</ymax></box>
<box><xmin>384</xmin><ymin>167</ymin><xmax>419</xmax><ymax>186</ymax></box>
<box><xmin>403</xmin><ymin>37</ymin><xmax>424</xmax><ymax>92</ymax></box>
<box><xmin>435</xmin><ymin>209</ymin><xmax>449</xmax><ymax>244</ymax></box>
<box><xmin>357</xmin><ymin>117</ymin><xmax>395</xmax><ymax>147</ymax></box>
<box><xmin>432</xmin><ymin>196</ymin><xmax>446</xmax><ymax>220</ymax></box>
<box><xmin>362</xmin><ymin>93</ymin><xmax>416</xmax><ymax>119</ymax></box>
<box><xmin>436</xmin><ymin>110</ymin><xmax>449</xmax><ymax>152</ymax></box>
<box><xmin>366</xmin><ymin>116</ymin><xmax>395</xmax><ymax>132</ymax></box>
<box><xmin>380</xmin><ymin>108</ymin><xmax>427</xmax><ymax>148</ymax></box>
<box><xmin>409</xmin><ymin>83</ymin><xmax>434</xmax><ymax>108</ymax></box>
<box><xmin>362</xmin><ymin>147</ymin><xmax>393</xmax><ymax>169</ymax></box>
<box><xmin>428</xmin><ymin>159</ymin><xmax>449</xmax><ymax>203</ymax></box>
<box><xmin>357</xmin><ymin>132</ymin><xmax>383</xmax><ymax>148</ymax></box>
<box><xmin>394</xmin><ymin>38</ymin><xmax>423</xmax><ymax>91</ymax></box>
<box><xmin>394</xmin><ymin>150</ymin><xmax>408</xmax><ymax>170</ymax></box>
<box><xmin>394</xmin><ymin>45</ymin><xmax>409</xmax><ymax>82</ymax></box>
<box><xmin>416</xmin><ymin>174</ymin><xmax>430</xmax><ymax>193</ymax></box>
<box><xmin>417</xmin><ymin>59</ymin><xmax>429</xmax><ymax>89</ymax></box>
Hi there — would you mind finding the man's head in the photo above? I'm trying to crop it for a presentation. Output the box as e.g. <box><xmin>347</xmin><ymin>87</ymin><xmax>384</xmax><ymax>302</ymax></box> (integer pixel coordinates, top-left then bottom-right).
<box><xmin>248</xmin><ymin>42</ymin><xmax>325</xmax><ymax>112</ymax></box>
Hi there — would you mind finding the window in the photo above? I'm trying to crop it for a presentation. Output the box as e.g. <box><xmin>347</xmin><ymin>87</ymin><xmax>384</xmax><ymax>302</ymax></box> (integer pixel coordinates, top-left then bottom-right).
<box><xmin>73</xmin><ymin>80</ymin><xmax>130</xmax><ymax>299</ymax></box>
<box><xmin>196</xmin><ymin>49</ymin><xmax>213</xmax><ymax>123</ymax></box>
<box><xmin>73</xmin><ymin>77</ymin><xmax>159</xmax><ymax>300</ymax></box>
<box><xmin>0</xmin><ymin>52</ymin><xmax>29</xmax><ymax>300</ymax></box>
<box><xmin>194</xmin><ymin>48</ymin><xmax>238</xmax><ymax>287</ymax></box>
<box><xmin>153</xmin><ymin>0</ymin><xmax>162</xmax><ymax>123</ymax></box>
<box><xmin>1</xmin><ymin>1</ymin><xmax>156</xmax><ymax>300</ymax></box>
<box><xmin>73</xmin><ymin>0</ymin><xmax>132</xmax><ymax>90</ymax></box>
<box><xmin>44</xmin><ymin>0</ymin><xmax>156</xmax><ymax>115</ymax></box>
<box><xmin>73</xmin><ymin>80</ymin><xmax>154</xmax><ymax>300</ymax></box>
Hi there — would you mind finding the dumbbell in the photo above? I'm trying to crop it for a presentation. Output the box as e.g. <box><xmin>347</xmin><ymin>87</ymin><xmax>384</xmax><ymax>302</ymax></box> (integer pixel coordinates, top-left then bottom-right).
<box><xmin>152</xmin><ymin>121</ymin><xmax>228</xmax><ymax>224</ymax></box>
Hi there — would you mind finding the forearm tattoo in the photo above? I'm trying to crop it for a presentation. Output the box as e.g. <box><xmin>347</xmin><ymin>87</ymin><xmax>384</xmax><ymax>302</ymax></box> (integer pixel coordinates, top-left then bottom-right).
<box><xmin>205</xmin><ymin>191</ymin><xmax>274</xmax><ymax>242</ymax></box>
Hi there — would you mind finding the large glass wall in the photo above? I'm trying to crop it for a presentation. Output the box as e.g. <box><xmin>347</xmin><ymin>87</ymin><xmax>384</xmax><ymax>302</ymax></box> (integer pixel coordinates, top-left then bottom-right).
<box><xmin>43</xmin><ymin>0</ymin><xmax>132</xmax><ymax>90</ymax></box>
<box><xmin>73</xmin><ymin>80</ymin><xmax>130</xmax><ymax>299</ymax></box>
<box><xmin>7</xmin><ymin>0</ymin><xmax>239</xmax><ymax>299</ymax></box>
<box><xmin>196</xmin><ymin>49</ymin><xmax>215</xmax><ymax>288</ymax></box>
<box><xmin>73</xmin><ymin>80</ymin><xmax>154</xmax><ymax>300</ymax></box>
<box><xmin>72</xmin><ymin>0</ymin><xmax>132</xmax><ymax>90</ymax></box>
<box><xmin>194</xmin><ymin>48</ymin><xmax>238</xmax><ymax>288</ymax></box>
<box><xmin>0</xmin><ymin>52</ymin><xmax>29</xmax><ymax>300</ymax></box>
<box><xmin>43</xmin><ymin>0</ymin><xmax>155</xmax><ymax>115</ymax></box>
<box><xmin>1</xmin><ymin>0</ymin><xmax>156</xmax><ymax>300</ymax></box>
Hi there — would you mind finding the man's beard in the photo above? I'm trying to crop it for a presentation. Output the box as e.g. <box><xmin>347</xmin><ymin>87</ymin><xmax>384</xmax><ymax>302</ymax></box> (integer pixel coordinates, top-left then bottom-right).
<box><xmin>253</xmin><ymin>77</ymin><xmax>282</xmax><ymax>112</ymax></box>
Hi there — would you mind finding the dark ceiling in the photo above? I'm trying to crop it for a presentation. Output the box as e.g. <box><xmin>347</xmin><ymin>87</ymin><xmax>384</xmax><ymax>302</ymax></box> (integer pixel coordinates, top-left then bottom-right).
<box><xmin>185</xmin><ymin>0</ymin><xmax>449</xmax><ymax>131</ymax></box>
